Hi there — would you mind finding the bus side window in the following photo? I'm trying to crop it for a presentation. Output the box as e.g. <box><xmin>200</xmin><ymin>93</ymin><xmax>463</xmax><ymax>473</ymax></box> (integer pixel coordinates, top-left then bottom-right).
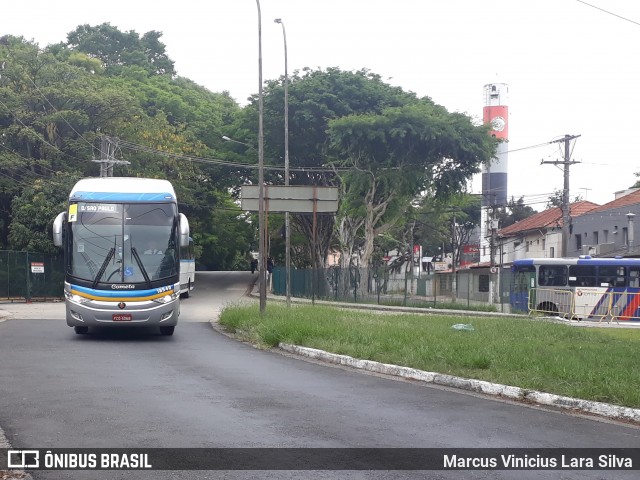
<box><xmin>598</xmin><ymin>266</ymin><xmax>627</xmax><ymax>288</ymax></box>
<box><xmin>630</xmin><ymin>268</ymin><xmax>640</xmax><ymax>288</ymax></box>
<box><xmin>539</xmin><ymin>265</ymin><xmax>567</xmax><ymax>287</ymax></box>
<box><xmin>569</xmin><ymin>265</ymin><xmax>595</xmax><ymax>287</ymax></box>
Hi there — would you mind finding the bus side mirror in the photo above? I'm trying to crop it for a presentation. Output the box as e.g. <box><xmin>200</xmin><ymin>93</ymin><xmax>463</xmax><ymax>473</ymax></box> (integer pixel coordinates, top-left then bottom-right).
<box><xmin>179</xmin><ymin>213</ymin><xmax>190</xmax><ymax>248</ymax></box>
<box><xmin>53</xmin><ymin>212</ymin><xmax>66</xmax><ymax>247</ymax></box>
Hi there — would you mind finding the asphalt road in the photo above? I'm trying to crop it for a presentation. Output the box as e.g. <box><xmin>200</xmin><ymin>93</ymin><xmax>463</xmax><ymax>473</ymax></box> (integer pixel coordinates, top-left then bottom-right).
<box><xmin>1</xmin><ymin>271</ymin><xmax>639</xmax><ymax>480</ymax></box>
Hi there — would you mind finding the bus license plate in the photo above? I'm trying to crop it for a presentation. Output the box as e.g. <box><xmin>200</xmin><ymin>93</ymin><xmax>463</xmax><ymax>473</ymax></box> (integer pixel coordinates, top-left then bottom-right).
<box><xmin>113</xmin><ymin>314</ymin><xmax>132</xmax><ymax>322</ymax></box>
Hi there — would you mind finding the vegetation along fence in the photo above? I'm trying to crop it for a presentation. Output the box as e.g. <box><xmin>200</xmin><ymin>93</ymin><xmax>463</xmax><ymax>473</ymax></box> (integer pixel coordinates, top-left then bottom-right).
<box><xmin>0</xmin><ymin>250</ymin><xmax>64</xmax><ymax>301</ymax></box>
<box><xmin>271</xmin><ymin>266</ymin><xmax>514</xmax><ymax>313</ymax></box>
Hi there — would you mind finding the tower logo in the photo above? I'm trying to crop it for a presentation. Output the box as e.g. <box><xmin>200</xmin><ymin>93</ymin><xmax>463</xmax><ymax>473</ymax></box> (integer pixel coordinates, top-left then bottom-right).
<box><xmin>491</xmin><ymin>116</ymin><xmax>506</xmax><ymax>132</ymax></box>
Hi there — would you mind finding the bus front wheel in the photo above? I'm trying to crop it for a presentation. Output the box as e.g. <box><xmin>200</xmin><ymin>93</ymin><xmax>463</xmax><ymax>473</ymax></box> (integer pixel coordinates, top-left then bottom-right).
<box><xmin>181</xmin><ymin>280</ymin><xmax>191</xmax><ymax>299</ymax></box>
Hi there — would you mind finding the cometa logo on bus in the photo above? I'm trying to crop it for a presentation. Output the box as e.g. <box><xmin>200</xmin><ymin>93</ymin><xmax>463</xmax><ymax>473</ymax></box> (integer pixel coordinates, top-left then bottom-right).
<box><xmin>111</xmin><ymin>284</ymin><xmax>135</xmax><ymax>289</ymax></box>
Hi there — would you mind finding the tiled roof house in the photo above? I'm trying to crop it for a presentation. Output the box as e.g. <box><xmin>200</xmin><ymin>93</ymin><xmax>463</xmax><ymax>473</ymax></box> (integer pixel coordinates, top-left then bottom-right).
<box><xmin>568</xmin><ymin>189</ymin><xmax>640</xmax><ymax>257</ymax></box>
<box><xmin>496</xmin><ymin>200</ymin><xmax>599</xmax><ymax>263</ymax></box>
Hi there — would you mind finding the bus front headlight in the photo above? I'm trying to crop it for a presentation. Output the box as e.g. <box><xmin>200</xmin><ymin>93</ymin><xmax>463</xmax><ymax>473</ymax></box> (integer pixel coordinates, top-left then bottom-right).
<box><xmin>65</xmin><ymin>291</ymin><xmax>90</xmax><ymax>304</ymax></box>
<box><xmin>153</xmin><ymin>292</ymin><xmax>180</xmax><ymax>304</ymax></box>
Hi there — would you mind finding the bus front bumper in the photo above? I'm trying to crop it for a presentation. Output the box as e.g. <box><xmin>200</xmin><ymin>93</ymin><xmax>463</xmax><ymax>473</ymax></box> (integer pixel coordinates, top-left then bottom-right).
<box><xmin>65</xmin><ymin>296</ymin><xmax>180</xmax><ymax>328</ymax></box>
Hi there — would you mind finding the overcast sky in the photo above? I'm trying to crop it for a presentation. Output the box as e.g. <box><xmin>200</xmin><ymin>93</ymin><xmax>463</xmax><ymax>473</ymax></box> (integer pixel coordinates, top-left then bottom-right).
<box><xmin>4</xmin><ymin>0</ymin><xmax>640</xmax><ymax>209</ymax></box>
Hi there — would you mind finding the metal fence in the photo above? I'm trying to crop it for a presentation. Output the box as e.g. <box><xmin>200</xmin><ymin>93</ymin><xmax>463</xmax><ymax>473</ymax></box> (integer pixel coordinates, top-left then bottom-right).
<box><xmin>0</xmin><ymin>250</ymin><xmax>65</xmax><ymax>300</ymax></box>
<box><xmin>528</xmin><ymin>287</ymin><xmax>640</xmax><ymax>322</ymax></box>
<box><xmin>271</xmin><ymin>266</ymin><xmax>514</xmax><ymax>312</ymax></box>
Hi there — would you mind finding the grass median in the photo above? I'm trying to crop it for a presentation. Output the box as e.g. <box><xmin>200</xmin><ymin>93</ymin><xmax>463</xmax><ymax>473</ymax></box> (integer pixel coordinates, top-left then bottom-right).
<box><xmin>219</xmin><ymin>303</ymin><xmax>640</xmax><ymax>409</ymax></box>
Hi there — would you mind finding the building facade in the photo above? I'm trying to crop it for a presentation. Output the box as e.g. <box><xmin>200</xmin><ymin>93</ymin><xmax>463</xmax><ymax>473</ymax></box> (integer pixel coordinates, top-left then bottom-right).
<box><xmin>567</xmin><ymin>189</ymin><xmax>640</xmax><ymax>258</ymax></box>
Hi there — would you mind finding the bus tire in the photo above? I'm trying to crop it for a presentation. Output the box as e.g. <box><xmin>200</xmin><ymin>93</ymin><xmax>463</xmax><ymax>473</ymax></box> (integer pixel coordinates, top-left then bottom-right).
<box><xmin>74</xmin><ymin>326</ymin><xmax>89</xmax><ymax>335</ymax></box>
<box><xmin>160</xmin><ymin>326</ymin><xmax>175</xmax><ymax>336</ymax></box>
<box><xmin>537</xmin><ymin>302</ymin><xmax>558</xmax><ymax>314</ymax></box>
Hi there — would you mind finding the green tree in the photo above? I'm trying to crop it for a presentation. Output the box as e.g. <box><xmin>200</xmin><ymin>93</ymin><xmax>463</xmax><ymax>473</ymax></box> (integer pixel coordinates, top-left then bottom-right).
<box><xmin>8</xmin><ymin>175</ymin><xmax>81</xmax><ymax>252</ymax></box>
<box><xmin>1</xmin><ymin>34</ymin><xmax>242</xmax><ymax>262</ymax></box>
<box><xmin>546</xmin><ymin>189</ymin><xmax>582</xmax><ymax>209</ymax></box>
<box><xmin>495</xmin><ymin>196</ymin><xmax>537</xmax><ymax>229</ymax></box>
<box><xmin>329</xmin><ymin>102</ymin><xmax>496</xmax><ymax>268</ymax></box>
<box><xmin>233</xmin><ymin>67</ymin><xmax>416</xmax><ymax>268</ymax></box>
<box><xmin>64</xmin><ymin>23</ymin><xmax>175</xmax><ymax>76</ymax></box>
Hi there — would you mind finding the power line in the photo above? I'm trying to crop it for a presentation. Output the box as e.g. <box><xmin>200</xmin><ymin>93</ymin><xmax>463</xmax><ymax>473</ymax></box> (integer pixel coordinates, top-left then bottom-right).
<box><xmin>576</xmin><ymin>0</ymin><xmax>640</xmax><ymax>27</ymax></box>
<box><xmin>27</xmin><ymin>76</ymin><xmax>97</xmax><ymax>151</ymax></box>
<box><xmin>0</xmin><ymin>97</ymin><xmax>88</xmax><ymax>165</ymax></box>
<box><xmin>117</xmin><ymin>139</ymin><xmax>350</xmax><ymax>173</ymax></box>
<box><xmin>506</xmin><ymin>141</ymin><xmax>557</xmax><ymax>154</ymax></box>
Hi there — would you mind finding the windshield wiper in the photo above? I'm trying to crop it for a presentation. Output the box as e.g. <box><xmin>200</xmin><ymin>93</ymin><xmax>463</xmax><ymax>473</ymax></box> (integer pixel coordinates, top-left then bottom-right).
<box><xmin>92</xmin><ymin>247</ymin><xmax>115</xmax><ymax>289</ymax></box>
<box><xmin>131</xmin><ymin>247</ymin><xmax>152</xmax><ymax>288</ymax></box>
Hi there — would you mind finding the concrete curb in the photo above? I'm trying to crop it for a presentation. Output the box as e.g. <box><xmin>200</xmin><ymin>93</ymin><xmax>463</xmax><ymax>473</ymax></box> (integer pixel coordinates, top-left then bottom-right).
<box><xmin>279</xmin><ymin>343</ymin><xmax>640</xmax><ymax>425</ymax></box>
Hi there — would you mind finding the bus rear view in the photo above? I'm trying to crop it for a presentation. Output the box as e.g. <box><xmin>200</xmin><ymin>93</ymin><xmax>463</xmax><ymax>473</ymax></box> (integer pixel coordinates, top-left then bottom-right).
<box><xmin>53</xmin><ymin>177</ymin><xmax>190</xmax><ymax>336</ymax></box>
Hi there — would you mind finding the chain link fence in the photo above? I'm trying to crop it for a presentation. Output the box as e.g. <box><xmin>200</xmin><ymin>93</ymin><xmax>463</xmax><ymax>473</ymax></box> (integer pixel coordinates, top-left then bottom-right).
<box><xmin>0</xmin><ymin>250</ymin><xmax>65</xmax><ymax>301</ymax></box>
<box><xmin>272</xmin><ymin>266</ymin><xmax>514</xmax><ymax>312</ymax></box>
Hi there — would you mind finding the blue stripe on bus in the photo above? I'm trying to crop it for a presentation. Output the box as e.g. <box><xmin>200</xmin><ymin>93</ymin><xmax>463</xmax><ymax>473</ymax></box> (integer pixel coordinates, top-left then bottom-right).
<box><xmin>576</xmin><ymin>258</ymin><xmax>640</xmax><ymax>266</ymax></box>
<box><xmin>70</xmin><ymin>191</ymin><xmax>175</xmax><ymax>202</ymax></box>
<box><xmin>70</xmin><ymin>284</ymin><xmax>174</xmax><ymax>298</ymax></box>
<box><xmin>514</xmin><ymin>259</ymin><xmax>535</xmax><ymax>266</ymax></box>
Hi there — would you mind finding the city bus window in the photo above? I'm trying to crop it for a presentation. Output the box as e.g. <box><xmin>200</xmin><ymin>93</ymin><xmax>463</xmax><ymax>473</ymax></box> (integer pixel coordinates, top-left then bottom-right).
<box><xmin>512</xmin><ymin>265</ymin><xmax>535</xmax><ymax>292</ymax></box>
<box><xmin>538</xmin><ymin>265</ymin><xmax>567</xmax><ymax>287</ymax></box>
<box><xmin>630</xmin><ymin>268</ymin><xmax>640</xmax><ymax>288</ymax></box>
<box><xmin>598</xmin><ymin>265</ymin><xmax>627</xmax><ymax>288</ymax></box>
<box><xmin>568</xmin><ymin>265</ymin><xmax>596</xmax><ymax>287</ymax></box>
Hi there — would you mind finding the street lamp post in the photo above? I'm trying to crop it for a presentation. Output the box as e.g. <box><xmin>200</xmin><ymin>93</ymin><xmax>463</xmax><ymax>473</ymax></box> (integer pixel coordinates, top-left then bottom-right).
<box><xmin>274</xmin><ymin>17</ymin><xmax>291</xmax><ymax>307</ymax></box>
<box><xmin>256</xmin><ymin>0</ymin><xmax>266</xmax><ymax>314</ymax></box>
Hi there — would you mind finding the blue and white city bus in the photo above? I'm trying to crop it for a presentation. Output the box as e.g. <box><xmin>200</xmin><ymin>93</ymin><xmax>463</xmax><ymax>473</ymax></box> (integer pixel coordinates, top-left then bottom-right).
<box><xmin>511</xmin><ymin>257</ymin><xmax>640</xmax><ymax>321</ymax></box>
<box><xmin>53</xmin><ymin>177</ymin><xmax>190</xmax><ymax>335</ymax></box>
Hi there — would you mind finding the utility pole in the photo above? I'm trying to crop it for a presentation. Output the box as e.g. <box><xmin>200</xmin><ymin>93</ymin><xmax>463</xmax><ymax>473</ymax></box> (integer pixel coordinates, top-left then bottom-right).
<box><xmin>451</xmin><ymin>212</ymin><xmax>457</xmax><ymax>302</ymax></box>
<box><xmin>488</xmin><ymin>202</ymin><xmax>498</xmax><ymax>305</ymax></box>
<box><xmin>541</xmin><ymin>134</ymin><xmax>581</xmax><ymax>257</ymax></box>
<box><xmin>93</xmin><ymin>135</ymin><xmax>129</xmax><ymax>177</ymax></box>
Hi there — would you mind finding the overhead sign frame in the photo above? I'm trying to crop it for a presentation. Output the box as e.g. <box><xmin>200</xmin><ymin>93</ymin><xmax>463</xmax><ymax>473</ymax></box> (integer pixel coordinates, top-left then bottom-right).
<box><xmin>241</xmin><ymin>185</ymin><xmax>339</xmax><ymax>213</ymax></box>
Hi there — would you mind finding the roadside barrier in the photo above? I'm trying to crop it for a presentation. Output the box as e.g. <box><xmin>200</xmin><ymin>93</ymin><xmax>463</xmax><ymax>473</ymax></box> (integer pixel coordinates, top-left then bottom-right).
<box><xmin>527</xmin><ymin>287</ymin><xmax>640</xmax><ymax>322</ymax></box>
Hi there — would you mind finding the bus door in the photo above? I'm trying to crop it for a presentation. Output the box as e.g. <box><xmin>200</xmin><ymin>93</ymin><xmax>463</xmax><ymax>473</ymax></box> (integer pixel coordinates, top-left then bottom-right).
<box><xmin>511</xmin><ymin>266</ymin><xmax>535</xmax><ymax>313</ymax></box>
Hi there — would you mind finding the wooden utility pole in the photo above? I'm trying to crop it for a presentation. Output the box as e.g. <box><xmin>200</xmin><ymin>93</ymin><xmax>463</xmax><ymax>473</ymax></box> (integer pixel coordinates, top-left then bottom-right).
<box><xmin>541</xmin><ymin>134</ymin><xmax>581</xmax><ymax>257</ymax></box>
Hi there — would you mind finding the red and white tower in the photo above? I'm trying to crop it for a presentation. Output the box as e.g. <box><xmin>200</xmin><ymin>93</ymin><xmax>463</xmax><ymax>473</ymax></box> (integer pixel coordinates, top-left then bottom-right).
<box><xmin>480</xmin><ymin>83</ymin><xmax>508</xmax><ymax>264</ymax></box>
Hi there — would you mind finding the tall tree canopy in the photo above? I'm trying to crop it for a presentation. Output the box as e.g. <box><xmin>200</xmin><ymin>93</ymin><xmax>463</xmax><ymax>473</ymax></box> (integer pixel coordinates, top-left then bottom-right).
<box><xmin>494</xmin><ymin>196</ymin><xmax>538</xmax><ymax>229</ymax></box>
<box><xmin>2</xmin><ymin>28</ymin><xmax>500</xmax><ymax>274</ymax></box>
<box><xmin>233</xmin><ymin>67</ymin><xmax>420</xmax><ymax>268</ymax></box>
<box><xmin>329</xmin><ymin>101</ymin><xmax>496</xmax><ymax>268</ymax></box>
<box><xmin>0</xmin><ymin>30</ymin><xmax>251</xmax><ymax>268</ymax></box>
<box><xmin>63</xmin><ymin>23</ymin><xmax>175</xmax><ymax>76</ymax></box>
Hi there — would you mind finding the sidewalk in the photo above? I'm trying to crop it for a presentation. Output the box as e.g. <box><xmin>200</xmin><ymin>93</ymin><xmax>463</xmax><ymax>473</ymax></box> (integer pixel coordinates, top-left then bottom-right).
<box><xmin>0</xmin><ymin>300</ymin><xmax>65</xmax><ymax>322</ymax></box>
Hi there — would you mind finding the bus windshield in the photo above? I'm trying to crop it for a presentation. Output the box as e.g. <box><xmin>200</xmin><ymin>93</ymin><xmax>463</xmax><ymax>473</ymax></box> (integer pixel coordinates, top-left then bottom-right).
<box><xmin>68</xmin><ymin>202</ymin><xmax>178</xmax><ymax>286</ymax></box>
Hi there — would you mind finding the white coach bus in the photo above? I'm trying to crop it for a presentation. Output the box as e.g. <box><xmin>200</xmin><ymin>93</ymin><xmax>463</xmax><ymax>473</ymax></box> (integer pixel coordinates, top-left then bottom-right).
<box><xmin>53</xmin><ymin>177</ymin><xmax>190</xmax><ymax>336</ymax></box>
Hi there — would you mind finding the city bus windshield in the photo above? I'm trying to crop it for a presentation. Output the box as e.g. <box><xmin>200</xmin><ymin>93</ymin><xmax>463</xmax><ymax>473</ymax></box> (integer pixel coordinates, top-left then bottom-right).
<box><xmin>67</xmin><ymin>202</ymin><xmax>178</xmax><ymax>286</ymax></box>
